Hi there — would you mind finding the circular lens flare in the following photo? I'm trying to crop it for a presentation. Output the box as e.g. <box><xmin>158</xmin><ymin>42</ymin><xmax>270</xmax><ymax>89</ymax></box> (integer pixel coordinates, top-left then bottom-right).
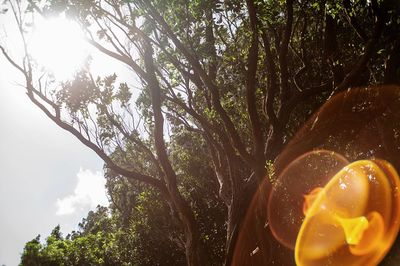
<box><xmin>295</xmin><ymin>160</ymin><xmax>400</xmax><ymax>266</ymax></box>
<box><xmin>267</xmin><ymin>150</ymin><xmax>349</xmax><ymax>249</ymax></box>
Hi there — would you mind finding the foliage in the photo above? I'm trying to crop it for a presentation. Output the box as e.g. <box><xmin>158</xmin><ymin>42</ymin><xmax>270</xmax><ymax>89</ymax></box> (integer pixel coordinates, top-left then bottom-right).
<box><xmin>20</xmin><ymin>205</ymin><xmax>181</xmax><ymax>266</ymax></box>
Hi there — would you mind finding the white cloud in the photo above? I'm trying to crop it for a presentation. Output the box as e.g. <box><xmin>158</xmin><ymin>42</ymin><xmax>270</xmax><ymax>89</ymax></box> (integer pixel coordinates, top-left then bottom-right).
<box><xmin>55</xmin><ymin>168</ymin><xmax>109</xmax><ymax>216</ymax></box>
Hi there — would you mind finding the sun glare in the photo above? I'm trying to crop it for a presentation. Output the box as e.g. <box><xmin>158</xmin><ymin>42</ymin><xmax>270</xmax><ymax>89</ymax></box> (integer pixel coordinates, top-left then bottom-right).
<box><xmin>29</xmin><ymin>16</ymin><xmax>89</xmax><ymax>81</ymax></box>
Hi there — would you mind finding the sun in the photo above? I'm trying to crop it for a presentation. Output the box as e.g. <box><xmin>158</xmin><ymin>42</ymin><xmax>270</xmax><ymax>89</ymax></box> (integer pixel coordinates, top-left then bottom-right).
<box><xmin>29</xmin><ymin>15</ymin><xmax>89</xmax><ymax>81</ymax></box>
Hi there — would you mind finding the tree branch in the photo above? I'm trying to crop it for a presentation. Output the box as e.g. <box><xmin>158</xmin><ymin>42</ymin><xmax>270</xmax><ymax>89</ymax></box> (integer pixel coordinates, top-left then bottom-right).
<box><xmin>342</xmin><ymin>0</ymin><xmax>368</xmax><ymax>42</ymax></box>
<box><xmin>278</xmin><ymin>0</ymin><xmax>294</xmax><ymax>107</ymax></box>
<box><xmin>139</xmin><ymin>0</ymin><xmax>255</xmax><ymax>167</ymax></box>
<box><xmin>245</xmin><ymin>0</ymin><xmax>265</xmax><ymax>167</ymax></box>
<box><xmin>27</xmin><ymin>84</ymin><xmax>168</xmax><ymax>195</ymax></box>
<box><xmin>261</xmin><ymin>32</ymin><xmax>280</xmax><ymax>131</ymax></box>
<box><xmin>332</xmin><ymin>0</ymin><xmax>385</xmax><ymax>95</ymax></box>
<box><xmin>143</xmin><ymin>41</ymin><xmax>178</xmax><ymax>190</ymax></box>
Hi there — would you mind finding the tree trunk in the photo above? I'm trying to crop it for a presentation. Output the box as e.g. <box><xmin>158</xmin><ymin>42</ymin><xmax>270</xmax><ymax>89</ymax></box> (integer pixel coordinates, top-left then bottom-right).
<box><xmin>169</xmin><ymin>191</ymin><xmax>206</xmax><ymax>266</ymax></box>
<box><xmin>225</xmin><ymin>173</ymin><xmax>266</xmax><ymax>266</ymax></box>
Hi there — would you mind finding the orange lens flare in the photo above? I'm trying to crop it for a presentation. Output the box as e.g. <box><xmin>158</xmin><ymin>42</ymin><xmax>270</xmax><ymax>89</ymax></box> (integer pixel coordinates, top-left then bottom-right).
<box><xmin>268</xmin><ymin>150</ymin><xmax>349</xmax><ymax>249</ymax></box>
<box><xmin>303</xmin><ymin>187</ymin><xmax>323</xmax><ymax>216</ymax></box>
<box><xmin>303</xmin><ymin>188</ymin><xmax>373</xmax><ymax>246</ymax></box>
<box><xmin>348</xmin><ymin>211</ymin><xmax>385</xmax><ymax>256</ymax></box>
<box><xmin>335</xmin><ymin>214</ymin><xmax>369</xmax><ymax>245</ymax></box>
<box><xmin>295</xmin><ymin>160</ymin><xmax>400</xmax><ymax>266</ymax></box>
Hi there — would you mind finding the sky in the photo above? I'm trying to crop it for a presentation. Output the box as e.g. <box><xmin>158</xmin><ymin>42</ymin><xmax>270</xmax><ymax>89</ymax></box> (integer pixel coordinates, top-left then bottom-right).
<box><xmin>0</xmin><ymin>10</ymin><xmax>110</xmax><ymax>266</ymax></box>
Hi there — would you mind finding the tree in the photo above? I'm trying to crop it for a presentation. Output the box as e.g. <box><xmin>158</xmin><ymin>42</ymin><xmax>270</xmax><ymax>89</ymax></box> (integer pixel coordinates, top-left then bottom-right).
<box><xmin>2</xmin><ymin>0</ymin><xmax>400</xmax><ymax>265</ymax></box>
<box><xmin>20</xmin><ymin>217</ymin><xmax>118</xmax><ymax>266</ymax></box>
<box><xmin>20</xmin><ymin>235</ymin><xmax>42</xmax><ymax>266</ymax></box>
<box><xmin>20</xmin><ymin>203</ymin><xmax>187</xmax><ymax>266</ymax></box>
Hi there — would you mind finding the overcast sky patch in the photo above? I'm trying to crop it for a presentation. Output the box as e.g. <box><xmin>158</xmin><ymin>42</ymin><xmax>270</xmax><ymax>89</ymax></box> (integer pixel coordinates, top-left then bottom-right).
<box><xmin>55</xmin><ymin>168</ymin><xmax>109</xmax><ymax>216</ymax></box>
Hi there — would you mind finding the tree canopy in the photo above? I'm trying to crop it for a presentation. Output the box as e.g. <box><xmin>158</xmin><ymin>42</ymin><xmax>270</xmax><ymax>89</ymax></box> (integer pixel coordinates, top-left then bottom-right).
<box><xmin>1</xmin><ymin>0</ymin><xmax>400</xmax><ymax>265</ymax></box>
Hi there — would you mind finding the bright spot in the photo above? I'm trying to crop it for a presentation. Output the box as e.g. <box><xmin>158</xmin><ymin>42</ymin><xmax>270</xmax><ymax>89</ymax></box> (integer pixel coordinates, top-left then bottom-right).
<box><xmin>29</xmin><ymin>15</ymin><xmax>89</xmax><ymax>80</ymax></box>
<box><xmin>55</xmin><ymin>168</ymin><xmax>109</xmax><ymax>216</ymax></box>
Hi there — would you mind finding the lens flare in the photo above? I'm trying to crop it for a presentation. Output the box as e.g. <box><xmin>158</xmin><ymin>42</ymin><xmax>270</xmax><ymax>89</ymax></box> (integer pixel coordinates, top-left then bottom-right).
<box><xmin>232</xmin><ymin>85</ymin><xmax>400</xmax><ymax>265</ymax></box>
<box><xmin>295</xmin><ymin>160</ymin><xmax>400</xmax><ymax>266</ymax></box>
<box><xmin>267</xmin><ymin>150</ymin><xmax>349</xmax><ymax>249</ymax></box>
<box><xmin>302</xmin><ymin>187</ymin><xmax>323</xmax><ymax>216</ymax></box>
